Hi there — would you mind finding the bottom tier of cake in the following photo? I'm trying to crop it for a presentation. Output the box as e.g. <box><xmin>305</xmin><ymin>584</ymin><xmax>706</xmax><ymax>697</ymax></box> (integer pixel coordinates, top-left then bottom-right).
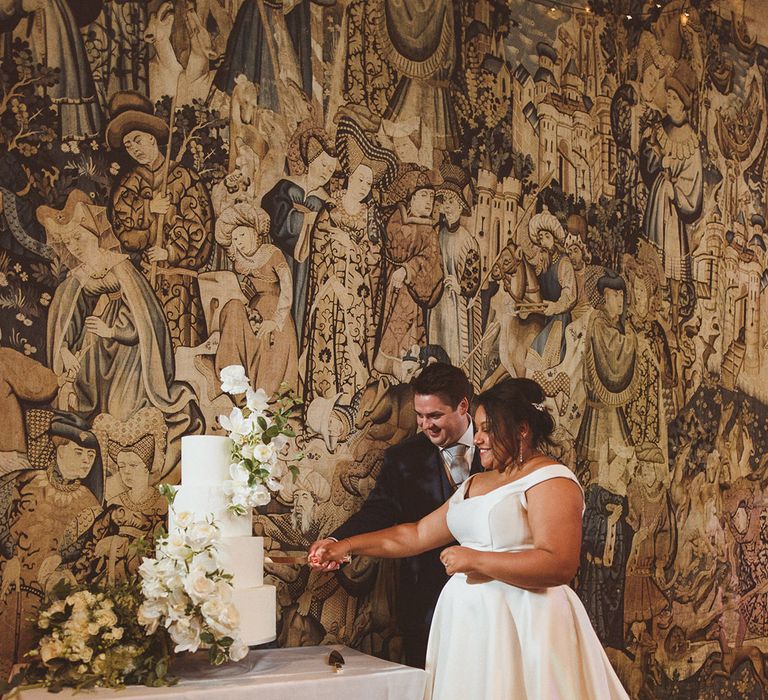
<box><xmin>232</xmin><ymin>584</ymin><xmax>277</xmax><ymax>646</ymax></box>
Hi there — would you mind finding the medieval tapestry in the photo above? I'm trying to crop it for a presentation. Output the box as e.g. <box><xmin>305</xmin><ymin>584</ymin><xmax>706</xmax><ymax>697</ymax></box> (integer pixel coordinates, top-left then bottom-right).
<box><xmin>1</xmin><ymin>0</ymin><xmax>768</xmax><ymax>697</ymax></box>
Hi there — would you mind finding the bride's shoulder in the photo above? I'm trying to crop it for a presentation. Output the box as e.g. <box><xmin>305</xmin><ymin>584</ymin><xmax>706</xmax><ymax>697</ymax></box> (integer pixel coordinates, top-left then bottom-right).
<box><xmin>524</xmin><ymin>464</ymin><xmax>582</xmax><ymax>489</ymax></box>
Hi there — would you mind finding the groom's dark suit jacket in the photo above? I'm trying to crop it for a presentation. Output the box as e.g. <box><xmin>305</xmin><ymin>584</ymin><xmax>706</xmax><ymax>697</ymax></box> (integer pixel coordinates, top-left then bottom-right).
<box><xmin>331</xmin><ymin>431</ymin><xmax>482</xmax><ymax>668</ymax></box>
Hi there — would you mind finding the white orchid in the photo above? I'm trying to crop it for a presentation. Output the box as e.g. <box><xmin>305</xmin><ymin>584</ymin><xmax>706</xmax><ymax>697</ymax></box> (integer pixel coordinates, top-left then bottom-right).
<box><xmin>218</xmin><ymin>407</ymin><xmax>254</xmax><ymax>445</ymax></box>
<box><xmin>253</xmin><ymin>442</ymin><xmax>275</xmax><ymax>464</ymax></box>
<box><xmin>245</xmin><ymin>387</ymin><xmax>270</xmax><ymax>414</ymax></box>
<box><xmin>246</xmin><ymin>484</ymin><xmax>271</xmax><ymax>507</ymax></box>
<box><xmin>219</xmin><ymin>365</ymin><xmax>250</xmax><ymax>395</ymax></box>
<box><xmin>229</xmin><ymin>461</ymin><xmax>250</xmax><ymax>482</ymax></box>
<box><xmin>215</xmin><ymin>371</ymin><xmax>302</xmax><ymax>515</ymax></box>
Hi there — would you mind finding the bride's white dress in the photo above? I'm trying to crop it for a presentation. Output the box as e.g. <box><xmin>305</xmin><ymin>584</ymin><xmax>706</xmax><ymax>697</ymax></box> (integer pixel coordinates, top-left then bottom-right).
<box><xmin>424</xmin><ymin>464</ymin><xmax>629</xmax><ymax>700</ymax></box>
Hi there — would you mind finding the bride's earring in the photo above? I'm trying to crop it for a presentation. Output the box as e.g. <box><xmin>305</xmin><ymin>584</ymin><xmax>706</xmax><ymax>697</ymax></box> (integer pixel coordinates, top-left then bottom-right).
<box><xmin>518</xmin><ymin>437</ymin><xmax>524</xmax><ymax>464</ymax></box>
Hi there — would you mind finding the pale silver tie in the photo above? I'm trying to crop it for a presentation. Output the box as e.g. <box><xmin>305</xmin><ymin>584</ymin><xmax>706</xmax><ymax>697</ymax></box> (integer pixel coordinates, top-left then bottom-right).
<box><xmin>445</xmin><ymin>444</ymin><xmax>469</xmax><ymax>484</ymax></box>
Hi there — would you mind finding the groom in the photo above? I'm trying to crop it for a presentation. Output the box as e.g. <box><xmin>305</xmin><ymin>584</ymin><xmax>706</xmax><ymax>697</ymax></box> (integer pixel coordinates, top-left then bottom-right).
<box><xmin>308</xmin><ymin>362</ymin><xmax>482</xmax><ymax>667</ymax></box>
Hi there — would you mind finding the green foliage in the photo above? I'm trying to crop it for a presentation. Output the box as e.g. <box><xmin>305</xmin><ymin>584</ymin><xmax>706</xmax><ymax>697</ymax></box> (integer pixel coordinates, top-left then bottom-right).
<box><xmin>4</xmin><ymin>577</ymin><xmax>175</xmax><ymax>693</ymax></box>
<box><xmin>155</xmin><ymin>98</ymin><xmax>228</xmax><ymax>188</ymax></box>
<box><xmin>0</xmin><ymin>39</ymin><xmax>58</xmax><ymax>157</ymax></box>
<box><xmin>158</xmin><ymin>483</ymin><xmax>178</xmax><ymax>505</ymax></box>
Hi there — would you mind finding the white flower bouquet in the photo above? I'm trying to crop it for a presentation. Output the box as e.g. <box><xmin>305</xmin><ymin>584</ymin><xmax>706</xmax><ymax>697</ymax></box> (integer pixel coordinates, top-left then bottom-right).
<box><xmin>217</xmin><ymin>365</ymin><xmax>302</xmax><ymax>516</ymax></box>
<box><xmin>3</xmin><ymin>578</ymin><xmax>173</xmax><ymax>693</ymax></box>
<box><xmin>137</xmin><ymin>513</ymin><xmax>248</xmax><ymax>665</ymax></box>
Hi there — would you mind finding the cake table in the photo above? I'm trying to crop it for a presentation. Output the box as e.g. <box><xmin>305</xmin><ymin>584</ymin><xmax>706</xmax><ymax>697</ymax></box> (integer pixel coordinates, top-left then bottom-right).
<box><xmin>13</xmin><ymin>646</ymin><xmax>428</xmax><ymax>700</ymax></box>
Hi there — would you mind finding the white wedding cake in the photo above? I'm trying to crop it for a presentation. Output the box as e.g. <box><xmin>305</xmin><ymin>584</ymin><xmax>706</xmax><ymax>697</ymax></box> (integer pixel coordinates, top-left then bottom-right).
<box><xmin>169</xmin><ymin>435</ymin><xmax>276</xmax><ymax>646</ymax></box>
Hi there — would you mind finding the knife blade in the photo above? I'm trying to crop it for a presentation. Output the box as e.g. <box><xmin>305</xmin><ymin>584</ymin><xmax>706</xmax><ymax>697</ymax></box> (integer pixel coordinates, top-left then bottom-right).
<box><xmin>328</xmin><ymin>649</ymin><xmax>345</xmax><ymax>673</ymax></box>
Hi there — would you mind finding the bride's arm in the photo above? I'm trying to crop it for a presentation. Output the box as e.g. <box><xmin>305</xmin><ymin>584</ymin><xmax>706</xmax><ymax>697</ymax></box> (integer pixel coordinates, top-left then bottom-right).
<box><xmin>313</xmin><ymin>501</ymin><xmax>454</xmax><ymax>563</ymax></box>
<box><xmin>441</xmin><ymin>478</ymin><xmax>583</xmax><ymax>588</ymax></box>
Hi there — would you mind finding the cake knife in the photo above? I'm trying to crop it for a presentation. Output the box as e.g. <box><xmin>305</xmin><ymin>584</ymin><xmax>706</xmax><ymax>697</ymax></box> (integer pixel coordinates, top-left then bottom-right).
<box><xmin>265</xmin><ymin>554</ymin><xmax>308</xmax><ymax>564</ymax></box>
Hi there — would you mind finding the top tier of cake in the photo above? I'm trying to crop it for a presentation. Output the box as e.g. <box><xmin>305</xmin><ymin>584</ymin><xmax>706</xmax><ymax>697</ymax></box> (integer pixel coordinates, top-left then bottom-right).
<box><xmin>181</xmin><ymin>435</ymin><xmax>233</xmax><ymax>485</ymax></box>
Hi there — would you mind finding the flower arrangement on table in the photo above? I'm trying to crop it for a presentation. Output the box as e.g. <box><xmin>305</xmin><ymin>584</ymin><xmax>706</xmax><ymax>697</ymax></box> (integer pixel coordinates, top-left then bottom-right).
<box><xmin>136</xmin><ymin>513</ymin><xmax>248</xmax><ymax>665</ymax></box>
<box><xmin>2</xmin><ymin>576</ymin><xmax>172</xmax><ymax>693</ymax></box>
<box><xmin>3</xmin><ymin>367</ymin><xmax>301</xmax><ymax>694</ymax></box>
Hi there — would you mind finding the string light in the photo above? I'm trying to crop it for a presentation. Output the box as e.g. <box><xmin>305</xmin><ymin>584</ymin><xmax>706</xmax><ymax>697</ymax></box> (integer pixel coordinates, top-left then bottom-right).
<box><xmin>525</xmin><ymin>0</ymin><xmax>692</xmax><ymax>21</ymax></box>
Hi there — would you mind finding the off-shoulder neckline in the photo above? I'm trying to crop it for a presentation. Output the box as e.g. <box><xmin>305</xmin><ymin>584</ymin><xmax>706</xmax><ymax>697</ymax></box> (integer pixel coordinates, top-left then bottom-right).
<box><xmin>461</xmin><ymin>464</ymin><xmax>576</xmax><ymax>501</ymax></box>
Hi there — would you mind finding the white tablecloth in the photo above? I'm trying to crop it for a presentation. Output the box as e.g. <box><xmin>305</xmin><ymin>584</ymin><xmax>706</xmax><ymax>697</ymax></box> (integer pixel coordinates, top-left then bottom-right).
<box><xmin>15</xmin><ymin>646</ymin><xmax>427</xmax><ymax>700</ymax></box>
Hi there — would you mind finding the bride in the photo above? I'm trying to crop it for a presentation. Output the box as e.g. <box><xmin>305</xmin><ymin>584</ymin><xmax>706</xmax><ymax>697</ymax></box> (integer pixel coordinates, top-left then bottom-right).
<box><xmin>312</xmin><ymin>377</ymin><xmax>628</xmax><ymax>699</ymax></box>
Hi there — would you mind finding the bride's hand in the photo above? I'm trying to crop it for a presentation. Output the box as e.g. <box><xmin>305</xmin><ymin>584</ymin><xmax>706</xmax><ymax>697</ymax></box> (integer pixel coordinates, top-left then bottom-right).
<box><xmin>308</xmin><ymin>539</ymin><xmax>351</xmax><ymax>570</ymax></box>
<box><xmin>308</xmin><ymin>538</ymin><xmax>341</xmax><ymax>571</ymax></box>
<box><xmin>440</xmin><ymin>545</ymin><xmax>477</xmax><ymax>576</ymax></box>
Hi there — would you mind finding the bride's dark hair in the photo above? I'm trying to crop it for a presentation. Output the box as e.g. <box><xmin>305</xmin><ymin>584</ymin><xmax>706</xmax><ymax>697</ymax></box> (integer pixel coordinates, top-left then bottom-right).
<box><xmin>475</xmin><ymin>378</ymin><xmax>555</xmax><ymax>472</ymax></box>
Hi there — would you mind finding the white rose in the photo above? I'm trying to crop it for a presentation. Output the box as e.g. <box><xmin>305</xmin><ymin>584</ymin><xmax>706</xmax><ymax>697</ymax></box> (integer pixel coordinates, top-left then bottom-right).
<box><xmin>137</xmin><ymin>599</ymin><xmax>167</xmax><ymax>634</ymax></box>
<box><xmin>95</xmin><ymin>609</ymin><xmax>118</xmax><ymax>629</ymax></box>
<box><xmin>219</xmin><ymin>365</ymin><xmax>250</xmax><ymax>395</ymax></box>
<box><xmin>172</xmin><ymin>510</ymin><xmax>195</xmax><ymax>529</ymax></box>
<box><xmin>252</xmin><ymin>443</ymin><xmax>275</xmax><ymax>464</ymax></box>
<box><xmin>214</xmin><ymin>580</ymin><xmax>233</xmax><ymax>603</ymax></box>
<box><xmin>138</xmin><ymin>557</ymin><xmax>159</xmax><ymax>580</ymax></box>
<box><xmin>77</xmin><ymin>645</ymin><xmax>94</xmax><ymax>663</ymax></box>
<box><xmin>105</xmin><ymin>626</ymin><xmax>124</xmax><ymax>642</ymax></box>
<box><xmin>140</xmin><ymin>576</ymin><xmax>167</xmax><ymax>600</ymax></box>
<box><xmin>159</xmin><ymin>531</ymin><xmax>191</xmax><ymax>561</ymax></box>
<box><xmin>247</xmin><ymin>484</ymin><xmax>271</xmax><ymax>507</ymax></box>
<box><xmin>190</xmin><ymin>550</ymin><xmax>219</xmax><ymax>574</ymax></box>
<box><xmin>40</xmin><ymin>638</ymin><xmax>65</xmax><ymax>663</ymax></box>
<box><xmin>166</xmin><ymin>588</ymin><xmax>191</xmax><ymax>623</ymax></box>
<box><xmin>169</xmin><ymin>617</ymin><xmax>202</xmax><ymax>654</ymax></box>
<box><xmin>245</xmin><ymin>387</ymin><xmax>269</xmax><ymax>414</ymax></box>
<box><xmin>185</xmin><ymin>521</ymin><xmax>219</xmax><ymax>550</ymax></box>
<box><xmin>201</xmin><ymin>599</ymin><xmax>240</xmax><ymax>637</ymax></box>
<box><xmin>184</xmin><ymin>569</ymin><xmax>217</xmax><ymax>605</ymax></box>
<box><xmin>229</xmin><ymin>638</ymin><xmax>249</xmax><ymax>661</ymax></box>
<box><xmin>240</xmin><ymin>443</ymin><xmax>255</xmax><ymax>460</ymax></box>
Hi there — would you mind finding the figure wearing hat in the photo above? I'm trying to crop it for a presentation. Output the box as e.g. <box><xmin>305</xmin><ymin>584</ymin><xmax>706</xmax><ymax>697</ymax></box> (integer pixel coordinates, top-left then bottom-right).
<box><xmin>0</xmin><ymin>411</ymin><xmax>103</xmax><ymax>669</ymax></box>
<box><xmin>107</xmin><ymin>91</ymin><xmax>214</xmax><ymax>350</ymax></box>
<box><xmin>373</xmin><ymin>165</ymin><xmax>443</xmax><ymax>379</ymax></box>
<box><xmin>428</xmin><ymin>164</ymin><xmax>480</xmax><ymax>369</ymax></box>
<box><xmin>524</xmin><ymin>206</ymin><xmax>577</xmax><ymax>370</ymax></box>
<box><xmin>37</xmin><ymin>189</ymin><xmax>203</xmax><ymax>475</ymax></box>
<box><xmin>80</xmin><ymin>407</ymin><xmax>168</xmax><ymax>582</ymax></box>
<box><xmin>213</xmin><ymin>202</ymin><xmax>299</xmax><ymax>397</ymax></box>
<box><xmin>639</xmin><ymin>60</ymin><xmax>703</xmax><ymax>330</ymax></box>
<box><xmin>302</xmin><ymin>116</ymin><xmax>396</xmax><ymax>406</ymax></box>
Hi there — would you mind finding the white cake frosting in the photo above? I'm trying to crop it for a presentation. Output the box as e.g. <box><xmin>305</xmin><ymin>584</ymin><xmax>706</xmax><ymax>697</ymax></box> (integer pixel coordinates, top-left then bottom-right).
<box><xmin>172</xmin><ymin>435</ymin><xmax>276</xmax><ymax>646</ymax></box>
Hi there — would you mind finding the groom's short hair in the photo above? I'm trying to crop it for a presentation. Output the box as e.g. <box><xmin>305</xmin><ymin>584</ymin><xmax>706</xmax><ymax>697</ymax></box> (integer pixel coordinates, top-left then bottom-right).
<box><xmin>411</xmin><ymin>362</ymin><xmax>473</xmax><ymax>409</ymax></box>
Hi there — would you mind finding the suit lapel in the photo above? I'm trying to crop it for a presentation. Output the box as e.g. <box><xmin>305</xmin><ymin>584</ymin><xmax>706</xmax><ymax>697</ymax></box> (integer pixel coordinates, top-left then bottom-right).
<box><xmin>424</xmin><ymin>442</ymin><xmax>454</xmax><ymax>502</ymax></box>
